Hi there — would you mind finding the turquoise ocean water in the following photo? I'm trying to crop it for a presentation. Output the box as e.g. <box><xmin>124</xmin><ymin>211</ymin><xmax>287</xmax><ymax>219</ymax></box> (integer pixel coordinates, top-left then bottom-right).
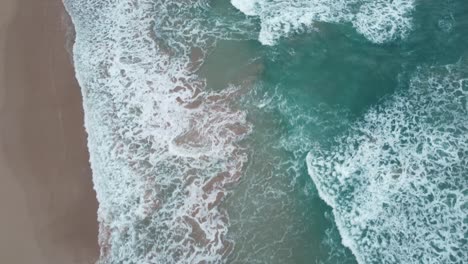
<box><xmin>65</xmin><ymin>0</ymin><xmax>467</xmax><ymax>263</ymax></box>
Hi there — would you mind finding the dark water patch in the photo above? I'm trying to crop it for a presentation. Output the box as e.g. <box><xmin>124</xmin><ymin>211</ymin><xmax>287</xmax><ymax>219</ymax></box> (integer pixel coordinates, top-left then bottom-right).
<box><xmin>260</xmin><ymin>24</ymin><xmax>402</xmax><ymax>116</ymax></box>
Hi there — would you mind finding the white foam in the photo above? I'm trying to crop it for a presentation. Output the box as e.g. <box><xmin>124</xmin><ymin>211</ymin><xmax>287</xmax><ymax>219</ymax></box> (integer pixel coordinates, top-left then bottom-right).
<box><xmin>63</xmin><ymin>0</ymin><xmax>251</xmax><ymax>262</ymax></box>
<box><xmin>307</xmin><ymin>63</ymin><xmax>468</xmax><ymax>264</ymax></box>
<box><xmin>354</xmin><ymin>0</ymin><xmax>415</xmax><ymax>43</ymax></box>
<box><xmin>231</xmin><ymin>0</ymin><xmax>416</xmax><ymax>45</ymax></box>
<box><xmin>231</xmin><ymin>0</ymin><xmax>257</xmax><ymax>16</ymax></box>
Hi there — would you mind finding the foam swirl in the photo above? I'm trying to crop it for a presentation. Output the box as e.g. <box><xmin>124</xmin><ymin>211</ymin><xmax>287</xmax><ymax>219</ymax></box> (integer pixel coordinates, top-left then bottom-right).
<box><xmin>64</xmin><ymin>0</ymin><xmax>251</xmax><ymax>262</ymax></box>
<box><xmin>307</xmin><ymin>63</ymin><xmax>468</xmax><ymax>264</ymax></box>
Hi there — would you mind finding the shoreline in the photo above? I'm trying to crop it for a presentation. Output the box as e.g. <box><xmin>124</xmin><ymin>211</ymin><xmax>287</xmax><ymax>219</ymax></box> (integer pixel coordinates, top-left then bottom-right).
<box><xmin>0</xmin><ymin>0</ymin><xmax>99</xmax><ymax>263</ymax></box>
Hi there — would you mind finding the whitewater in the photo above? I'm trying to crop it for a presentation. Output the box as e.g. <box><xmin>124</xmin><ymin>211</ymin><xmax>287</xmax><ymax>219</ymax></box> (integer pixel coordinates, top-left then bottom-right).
<box><xmin>307</xmin><ymin>63</ymin><xmax>468</xmax><ymax>264</ymax></box>
<box><xmin>63</xmin><ymin>0</ymin><xmax>257</xmax><ymax>262</ymax></box>
<box><xmin>231</xmin><ymin>0</ymin><xmax>415</xmax><ymax>45</ymax></box>
<box><xmin>63</xmin><ymin>0</ymin><xmax>467</xmax><ymax>263</ymax></box>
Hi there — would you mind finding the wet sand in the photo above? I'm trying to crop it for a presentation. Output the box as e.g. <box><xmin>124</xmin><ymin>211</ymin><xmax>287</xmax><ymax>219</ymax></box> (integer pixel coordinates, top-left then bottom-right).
<box><xmin>0</xmin><ymin>0</ymin><xmax>99</xmax><ymax>263</ymax></box>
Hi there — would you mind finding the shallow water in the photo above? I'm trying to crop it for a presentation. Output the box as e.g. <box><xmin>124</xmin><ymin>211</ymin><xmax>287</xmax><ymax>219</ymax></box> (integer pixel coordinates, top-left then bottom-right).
<box><xmin>64</xmin><ymin>0</ymin><xmax>467</xmax><ymax>263</ymax></box>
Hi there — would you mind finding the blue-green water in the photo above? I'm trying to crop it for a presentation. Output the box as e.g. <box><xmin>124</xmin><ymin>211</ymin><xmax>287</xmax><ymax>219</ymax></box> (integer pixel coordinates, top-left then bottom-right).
<box><xmin>66</xmin><ymin>0</ymin><xmax>467</xmax><ymax>263</ymax></box>
<box><xmin>201</xmin><ymin>1</ymin><xmax>468</xmax><ymax>263</ymax></box>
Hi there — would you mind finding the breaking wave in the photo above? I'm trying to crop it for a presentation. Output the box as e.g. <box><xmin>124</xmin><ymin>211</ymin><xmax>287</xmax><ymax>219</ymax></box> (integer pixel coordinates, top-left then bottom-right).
<box><xmin>307</xmin><ymin>63</ymin><xmax>468</xmax><ymax>264</ymax></box>
<box><xmin>231</xmin><ymin>0</ymin><xmax>415</xmax><ymax>45</ymax></box>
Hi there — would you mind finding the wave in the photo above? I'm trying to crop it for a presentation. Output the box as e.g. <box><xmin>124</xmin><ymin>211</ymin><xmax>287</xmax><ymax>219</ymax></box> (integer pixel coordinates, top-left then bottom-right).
<box><xmin>307</xmin><ymin>63</ymin><xmax>468</xmax><ymax>264</ymax></box>
<box><xmin>231</xmin><ymin>0</ymin><xmax>415</xmax><ymax>45</ymax></box>
<box><xmin>63</xmin><ymin>0</ymin><xmax>253</xmax><ymax>262</ymax></box>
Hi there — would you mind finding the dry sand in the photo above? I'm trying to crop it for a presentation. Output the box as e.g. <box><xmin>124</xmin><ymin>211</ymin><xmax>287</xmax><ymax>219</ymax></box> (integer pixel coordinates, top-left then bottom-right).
<box><xmin>0</xmin><ymin>0</ymin><xmax>99</xmax><ymax>263</ymax></box>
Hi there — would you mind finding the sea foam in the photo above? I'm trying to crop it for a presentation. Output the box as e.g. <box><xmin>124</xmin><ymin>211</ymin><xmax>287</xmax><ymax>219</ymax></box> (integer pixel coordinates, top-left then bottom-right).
<box><xmin>231</xmin><ymin>0</ymin><xmax>415</xmax><ymax>45</ymax></box>
<box><xmin>307</xmin><ymin>63</ymin><xmax>468</xmax><ymax>264</ymax></box>
<box><xmin>63</xmin><ymin>0</ymin><xmax>251</xmax><ymax>262</ymax></box>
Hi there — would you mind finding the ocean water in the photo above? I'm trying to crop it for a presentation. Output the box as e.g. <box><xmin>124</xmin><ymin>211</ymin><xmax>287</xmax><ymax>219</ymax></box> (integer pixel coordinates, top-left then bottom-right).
<box><xmin>63</xmin><ymin>0</ymin><xmax>467</xmax><ymax>263</ymax></box>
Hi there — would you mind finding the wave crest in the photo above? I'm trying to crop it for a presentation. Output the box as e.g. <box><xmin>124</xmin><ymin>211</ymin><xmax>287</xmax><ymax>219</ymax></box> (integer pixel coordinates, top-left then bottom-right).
<box><xmin>231</xmin><ymin>0</ymin><xmax>415</xmax><ymax>45</ymax></box>
<box><xmin>307</xmin><ymin>63</ymin><xmax>468</xmax><ymax>264</ymax></box>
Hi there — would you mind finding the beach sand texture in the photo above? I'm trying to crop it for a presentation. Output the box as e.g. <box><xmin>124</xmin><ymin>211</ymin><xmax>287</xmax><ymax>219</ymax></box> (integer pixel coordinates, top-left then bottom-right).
<box><xmin>0</xmin><ymin>0</ymin><xmax>99</xmax><ymax>263</ymax></box>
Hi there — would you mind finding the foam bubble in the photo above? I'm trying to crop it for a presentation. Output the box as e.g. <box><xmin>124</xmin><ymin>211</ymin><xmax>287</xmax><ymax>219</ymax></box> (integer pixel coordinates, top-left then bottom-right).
<box><xmin>230</xmin><ymin>0</ymin><xmax>258</xmax><ymax>16</ymax></box>
<box><xmin>64</xmin><ymin>0</ymin><xmax>251</xmax><ymax>262</ymax></box>
<box><xmin>307</xmin><ymin>63</ymin><xmax>468</xmax><ymax>264</ymax></box>
<box><xmin>231</xmin><ymin>0</ymin><xmax>416</xmax><ymax>45</ymax></box>
<box><xmin>353</xmin><ymin>0</ymin><xmax>415</xmax><ymax>43</ymax></box>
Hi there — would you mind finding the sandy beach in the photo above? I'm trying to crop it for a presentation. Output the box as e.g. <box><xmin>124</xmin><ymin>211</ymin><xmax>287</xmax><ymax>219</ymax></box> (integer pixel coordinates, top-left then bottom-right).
<box><xmin>0</xmin><ymin>0</ymin><xmax>99</xmax><ymax>263</ymax></box>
